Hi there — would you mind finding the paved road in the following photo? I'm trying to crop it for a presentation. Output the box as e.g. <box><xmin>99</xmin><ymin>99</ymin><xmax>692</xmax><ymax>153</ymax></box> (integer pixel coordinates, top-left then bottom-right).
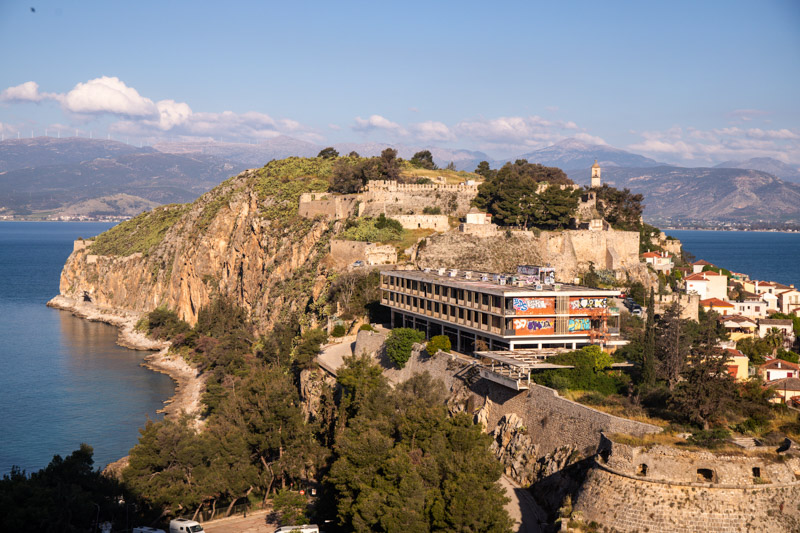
<box><xmin>202</xmin><ymin>509</ymin><xmax>276</xmax><ymax>533</ymax></box>
<box><xmin>317</xmin><ymin>335</ymin><xmax>356</xmax><ymax>376</ymax></box>
<box><xmin>501</xmin><ymin>475</ymin><xmax>549</xmax><ymax>533</ymax></box>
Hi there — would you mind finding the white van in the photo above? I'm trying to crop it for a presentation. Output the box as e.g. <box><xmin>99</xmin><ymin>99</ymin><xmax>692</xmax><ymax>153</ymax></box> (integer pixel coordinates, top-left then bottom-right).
<box><xmin>169</xmin><ymin>518</ymin><xmax>205</xmax><ymax>533</ymax></box>
<box><xmin>274</xmin><ymin>526</ymin><xmax>319</xmax><ymax>533</ymax></box>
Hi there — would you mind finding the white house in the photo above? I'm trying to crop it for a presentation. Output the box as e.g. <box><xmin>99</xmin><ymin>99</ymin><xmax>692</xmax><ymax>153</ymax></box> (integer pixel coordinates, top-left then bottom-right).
<box><xmin>684</xmin><ymin>271</ymin><xmax>727</xmax><ymax>301</ymax></box>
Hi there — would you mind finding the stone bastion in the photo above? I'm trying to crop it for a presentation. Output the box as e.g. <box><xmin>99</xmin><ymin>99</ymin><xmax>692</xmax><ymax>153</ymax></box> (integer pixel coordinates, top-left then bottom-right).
<box><xmin>573</xmin><ymin>434</ymin><xmax>800</xmax><ymax>533</ymax></box>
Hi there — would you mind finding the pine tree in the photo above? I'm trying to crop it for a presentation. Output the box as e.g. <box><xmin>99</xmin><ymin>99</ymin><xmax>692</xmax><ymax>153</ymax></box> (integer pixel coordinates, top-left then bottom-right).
<box><xmin>641</xmin><ymin>288</ymin><xmax>656</xmax><ymax>389</ymax></box>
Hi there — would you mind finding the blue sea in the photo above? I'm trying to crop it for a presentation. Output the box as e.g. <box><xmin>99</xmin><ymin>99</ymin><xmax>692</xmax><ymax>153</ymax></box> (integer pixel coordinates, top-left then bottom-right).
<box><xmin>666</xmin><ymin>230</ymin><xmax>800</xmax><ymax>287</ymax></box>
<box><xmin>0</xmin><ymin>222</ymin><xmax>174</xmax><ymax>475</ymax></box>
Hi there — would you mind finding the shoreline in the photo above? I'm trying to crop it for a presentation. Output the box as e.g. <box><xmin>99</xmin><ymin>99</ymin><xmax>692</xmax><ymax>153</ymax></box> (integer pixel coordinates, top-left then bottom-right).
<box><xmin>46</xmin><ymin>295</ymin><xmax>204</xmax><ymax>421</ymax></box>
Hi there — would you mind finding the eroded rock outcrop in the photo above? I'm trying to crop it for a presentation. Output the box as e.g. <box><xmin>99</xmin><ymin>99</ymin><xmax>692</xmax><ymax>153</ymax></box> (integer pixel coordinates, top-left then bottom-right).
<box><xmin>57</xmin><ymin>169</ymin><xmax>338</xmax><ymax>332</ymax></box>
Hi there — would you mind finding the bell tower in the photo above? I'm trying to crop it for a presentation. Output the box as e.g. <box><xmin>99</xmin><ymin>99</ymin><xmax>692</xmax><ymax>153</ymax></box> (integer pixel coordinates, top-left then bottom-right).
<box><xmin>591</xmin><ymin>159</ymin><xmax>601</xmax><ymax>188</ymax></box>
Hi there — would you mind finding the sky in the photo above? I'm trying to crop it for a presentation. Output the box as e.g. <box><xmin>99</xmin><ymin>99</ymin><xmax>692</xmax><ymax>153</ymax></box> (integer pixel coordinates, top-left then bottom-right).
<box><xmin>1</xmin><ymin>0</ymin><xmax>799</xmax><ymax>165</ymax></box>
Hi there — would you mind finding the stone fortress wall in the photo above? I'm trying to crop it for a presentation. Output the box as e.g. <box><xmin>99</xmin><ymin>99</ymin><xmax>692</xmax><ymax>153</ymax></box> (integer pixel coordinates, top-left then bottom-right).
<box><xmin>329</xmin><ymin>239</ymin><xmax>397</xmax><ymax>268</ymax></box>
<box><xmin>298</xmin><ymin>192</ymin><xmax>362</xmax><ymax>220</ymax></box>
<box><xmin>392</xmin><ymin>214</ymin><xmax>451</xmax><ymax>232</ymax></box>
<box><xmin>573</xmin><ymin>435</ymin><xmax>800</xmax><ymax>533</ymax></box>
<box><xmin>361</xmin><ymin>180</ymin><xmax>478</xmax><ymax>217</ymax></box>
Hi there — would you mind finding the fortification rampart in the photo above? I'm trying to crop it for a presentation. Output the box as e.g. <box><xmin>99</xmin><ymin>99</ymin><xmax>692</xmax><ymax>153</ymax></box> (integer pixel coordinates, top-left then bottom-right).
<box><xmin>329</xmin><ymin>239</ymin><xmax>397</xmax><ymax>268</ymax></box>
<box><xmin>361</xmin><ymin>180</ymin><xmax>477</xmax><ymax>217</ymax></box>
<box><xmin>298</xmin><ymin>192</ymin><xmax>361</xmax><ymax>220</ymax></box>
<box><xmin>471</xmin><ymin>381</ymin><xmax>661</xmax><ymax>458</ymax></box>
<box><xmin>654</xmin><ymin>292</ymin><xmax>699</xmax><ymax>321</ymax></box>
<box><xmin>573</xmin><ymin>436</ymin><xmax>800</xmax><ymax>532</ymax></box>
<box><xmin>393</xmin><ymin>214</ymin><xmax>450</xmax><ymax>232</ymax></box>
<box><xmin>364</xmin><ymin>180</ymin><xmax>479</xmax><ymax>193</ymax></box>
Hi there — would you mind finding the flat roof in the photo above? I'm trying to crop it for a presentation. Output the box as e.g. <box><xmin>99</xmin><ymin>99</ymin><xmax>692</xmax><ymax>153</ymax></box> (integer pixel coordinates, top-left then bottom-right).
<box><xmin>382</xmin><ymin>269</ymin><xmax>620</xmax><ymax>298</ymax></box>
<box><xmin>474</xmin><ymin>350</ymin><xmax>574</xmax><ymax>371</ymax></box>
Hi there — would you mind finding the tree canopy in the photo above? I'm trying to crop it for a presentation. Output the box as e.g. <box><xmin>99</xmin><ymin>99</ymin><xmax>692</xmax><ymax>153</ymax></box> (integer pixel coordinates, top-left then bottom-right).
<box><xmin>410</xmin><ymin>150</ymin><xmax>436</xmax><ymax>170</ymax></box>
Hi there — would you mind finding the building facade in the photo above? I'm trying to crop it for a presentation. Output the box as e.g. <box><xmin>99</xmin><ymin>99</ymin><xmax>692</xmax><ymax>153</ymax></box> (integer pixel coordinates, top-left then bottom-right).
<box><xmin>380</xmin><ymin>267</ymin><xmax>621</xmax><ymax>352</ymax></box>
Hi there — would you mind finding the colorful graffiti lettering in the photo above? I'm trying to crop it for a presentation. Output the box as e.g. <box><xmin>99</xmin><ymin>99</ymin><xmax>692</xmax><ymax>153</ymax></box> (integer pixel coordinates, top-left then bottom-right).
<box><xmin>512</xmin><ymin>297</ymin><xmax>549</xmax><ymax>312</ymax></box>
<box><xmin>570</xmin><ymin>297</ymin><xmax>607</xmax><ymax>310</ymax></box>
<box><xmin>513</xmin><ymin>318</ymin><xmax>553</xmax><ymax>334</ymax></box>
<box><xmin>568</xmin><ymin>318</ymin><xmax>592</xmax><ymax>332</ymax></box>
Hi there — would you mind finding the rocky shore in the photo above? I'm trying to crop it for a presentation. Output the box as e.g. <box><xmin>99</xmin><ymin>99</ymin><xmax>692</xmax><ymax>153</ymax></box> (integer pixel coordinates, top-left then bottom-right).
<box><xmin>46</xmin><ymin>295</ymin><xmax>204</xmax><ymax>420</ymax></box>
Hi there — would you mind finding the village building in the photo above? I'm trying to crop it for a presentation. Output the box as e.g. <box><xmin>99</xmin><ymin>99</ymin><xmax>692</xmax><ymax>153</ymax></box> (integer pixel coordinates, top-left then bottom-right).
<box><xmin>700</xmin><ymin>297</ymin><xmax>735</xmax><ymax>316</ymax></box>
<box><xmin>766</xmin><ymin>377</ymin><xmax>800</xmax><ymax>405</ymax></box>
<box><xmin>380</xmin><ymin>266</ymin><xmax>621</xmax><ymax>353</ymax></box>
<box><xmin>719</xmin><ymin>315</ymin><xmax>758</xmax><ymax>341</ymax></box>
<box><xmin>777</xmin><ymin>287</ymin><xmax>800</xmax><ymax>315</ymax></box>
<box><xmin>732</xmin><ymin>297</ymin><xmax>770</xmax><ymax>319</ymax></box>
<box><xmin>684</xmin><ymin>271</ymin><xmax>728</xmax><ymax>301</ymax></box>
<box><xmin>758</xmin><ymin>318</ymin><xmax>796</xmax><ymax>345</ymax></box>
<box><xmin>723</xmin><ymin>348</ymin><xmax>749</xmax><ymax>381</ymax></box>
<box><xmin>691</xmin><ymin>259</ymin><xmax>715</xmax><ymax>274</ymax></box>
<box><xmin>641</xmin><ymin>251</ymin><xmax>674</xmax><ymax>274</ymax></box>
<box><xmin>758</xmin><ymin>358</ymin><xmax>799</xmax><ymax>383</ymax></box>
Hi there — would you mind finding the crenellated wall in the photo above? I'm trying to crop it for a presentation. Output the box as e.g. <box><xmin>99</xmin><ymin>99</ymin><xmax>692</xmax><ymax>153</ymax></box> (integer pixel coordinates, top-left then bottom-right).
<box><xmin>573</xmin><ymin>435</ymin><xmax>800</xmax><ymax>533</ymax></box>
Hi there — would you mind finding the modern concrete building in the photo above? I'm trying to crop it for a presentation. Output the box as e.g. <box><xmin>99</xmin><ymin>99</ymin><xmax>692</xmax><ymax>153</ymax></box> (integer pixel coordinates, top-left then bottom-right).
<box><xmin>380</xmin><ymin>266</ymin><xmax>622</xmax><ymax>352</ymax></box>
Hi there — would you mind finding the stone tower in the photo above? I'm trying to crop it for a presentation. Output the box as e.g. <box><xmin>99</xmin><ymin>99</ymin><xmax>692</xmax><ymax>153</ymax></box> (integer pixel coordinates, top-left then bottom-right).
<box><xmin>591</xmin><ymin>159</ymin><xmax>601</xmax><ymax>188</ymax></box>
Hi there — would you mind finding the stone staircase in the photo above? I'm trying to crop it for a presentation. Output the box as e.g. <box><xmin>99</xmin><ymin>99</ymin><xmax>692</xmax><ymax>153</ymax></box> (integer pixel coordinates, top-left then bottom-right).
<box><xmin>730</xmin><ymin>436</ymin><xmax>759</xmax><ymax>449</ymax></box>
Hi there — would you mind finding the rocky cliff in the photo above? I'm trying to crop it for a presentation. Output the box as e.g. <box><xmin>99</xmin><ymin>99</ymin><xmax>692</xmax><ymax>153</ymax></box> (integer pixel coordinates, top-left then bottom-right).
<box><xmin>57</xmin><ymin>162</ymin><xmax>338</xmax><ymax>332</ymax></box>
<box><xmin>416</xmin><ymin>228</ymin><xmax>653</xmax><ymax>285</ymax></box>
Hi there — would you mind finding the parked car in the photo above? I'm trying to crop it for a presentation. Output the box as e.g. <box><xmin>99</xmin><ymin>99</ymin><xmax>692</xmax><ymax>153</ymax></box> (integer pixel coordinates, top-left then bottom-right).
<box><xmin>274</xmin><ymin>526</ymin><xmax>319</xmax><ymax>533</ymax></box>
<box><xmin>169</xmin><ymin>519</ymin><xmax>205</xmax><ymax>533</ymax></box>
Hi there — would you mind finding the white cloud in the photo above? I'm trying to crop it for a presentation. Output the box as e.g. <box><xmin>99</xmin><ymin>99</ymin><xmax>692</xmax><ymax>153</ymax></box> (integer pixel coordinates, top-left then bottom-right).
<box><xmin>412</xmin><ymin>121</ymin><xmax>454</xmax><ymax>142</ymax></box>
<box><xmin>628</xmin><ymin>124</ymin><xmax>800</xmax><ymax>165</ymax></box>
<box><xmin>353</xmin><ymin>114</ymin><xmax>407</xmax><ymax>135</ymax></box>
<box><xmin>155</xmin><ymin>99</ymin><xmax>192</xmax><ymax>130</ymax></box>
<box><xmin>0</xmin><ymin>81</ymin><xmax>55</xmax><ymax>103</ymax></box>
<box><xmin>62</xmin><ymin>76</ymin><xmax>157</xmax><ymax>117</ymax></box>
<box><xmin>573</xmin><ymin>132</ymin><xmax>607</xmax><ymax>145</ymax></box>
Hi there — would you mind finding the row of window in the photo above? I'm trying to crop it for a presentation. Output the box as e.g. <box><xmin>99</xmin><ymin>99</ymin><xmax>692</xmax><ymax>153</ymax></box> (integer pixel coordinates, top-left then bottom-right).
<box><xmin>382</xmin><ymin>276</ymin><xmax>502</xmax><ymax>309</ymax></box>
<box><xmin>385</xmin><ymin>291</ymin><xmax>503</xmax><ymax>331</ymax></box>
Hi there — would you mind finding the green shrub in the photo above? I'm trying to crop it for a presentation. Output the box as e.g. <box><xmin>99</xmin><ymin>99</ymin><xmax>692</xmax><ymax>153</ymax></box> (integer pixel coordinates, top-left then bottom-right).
<box><xmin>687</xmin><ymin>428</ymin><xmax>730</xmax><ymax>448</ymax></box>
<box><xmin>422</xmin><ymin>206</ymin><xmax>442</xmax><ymax>215</ymax></box>
<box><xmin>359</xmin><ymin>324</ymin><xmax>375</xmax><ymax>332</ymax></box>
<box><xmin>90</xmin><ymin>204</ymin><xmax>189</xmax><ymax>256</ymax></box>
<box><xmin>533</xmin><ymin>346</ymin><xmax>624</xmax><ymax>394</ymax></box>
<box><xmin>385</xmin><ymin>328</ymin><xmax>425</xmax><ymax>368</ymax></box>
<box><xmin>340</xmin><ymin>214</ymin><xmax>404</xmax><ymax>242</ymax></box>
<box><xmin>331</xmin><ymin>324</ymin><xmax>347</xmax><ymax>337</ymax></box>
<box><xmin>426</xmin><ymin>334</ymin><xmax>451</xmax><ymax>354</ymax></box>
<box><xmin>294</xmin><ymin>328</ymin><xmax>328</xmax><ymax>369</ymax></box>
<box><xmin>141</xmin><ymin>306</ymin><xmax>191</xmax><ymax>340</ymax></box>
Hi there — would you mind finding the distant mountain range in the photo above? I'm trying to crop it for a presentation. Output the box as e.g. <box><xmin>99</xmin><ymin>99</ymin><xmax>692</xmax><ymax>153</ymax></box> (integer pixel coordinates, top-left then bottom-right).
<box><xmin>599</xmin><ymin>166</ymin><xmax>800</xmax><ymax>225</ymax></box>
<box><xmin>714</xmin><ymin>157</ymin><xmax>800</xmax><ymax>183</ymax></box>
<box><xmin>154</xmin><ymin>137</ymin><xmax>490</xmax><ymax>173</ymax></box>
<box><xmin>2</xmin><ymin>136</ymin><xmax>799</xmax><ymax>226</ymax></box>
<box><xmin>0</xmin><ymin>139</ymin><xmax>246</xmax><ymax>217</ymax></box>
<box><xmin>511</xmin><ymin>138</ymin><xmax>664</xmax><ymax>170</ymax></box>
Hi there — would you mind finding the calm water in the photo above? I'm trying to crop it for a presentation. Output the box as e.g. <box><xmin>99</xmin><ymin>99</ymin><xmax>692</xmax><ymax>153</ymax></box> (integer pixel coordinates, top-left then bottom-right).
<box><xmin>0</xmin><ymin>222</ymin><xmax>174</xmax><ymax>475</ymax></box>
<box><xmin>666</xmin><ymin>230</ymin><xmax>800</xmax><ymax>287</ymax></box>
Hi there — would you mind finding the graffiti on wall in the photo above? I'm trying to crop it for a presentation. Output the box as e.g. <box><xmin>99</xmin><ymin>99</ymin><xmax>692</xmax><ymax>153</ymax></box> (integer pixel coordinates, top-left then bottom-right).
<box><xmin>568</xmin><ymin>318</ymin><xmax>592</xmax><ymax>332</ymax></box>
<box><xmin>511</xmin><ymin>297</ymin><xmax>555</xmax><ymax>315</ymax></box>
<box><xmin>513</xmin><ymin>318</ymin><xmax>555</xmax><ymax>336</ymax></box>
<box><xmin>569</xmin><ymin>297</ymin><xmax>608</xmax><ymax>313</ymax></box>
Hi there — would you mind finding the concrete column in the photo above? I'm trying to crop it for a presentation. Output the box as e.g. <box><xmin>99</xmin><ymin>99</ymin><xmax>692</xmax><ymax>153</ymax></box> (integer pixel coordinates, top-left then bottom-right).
<box><xmin>457</xmin><ymin>329</ymin><xmax>462</xmax><ymax>352</ymax></box>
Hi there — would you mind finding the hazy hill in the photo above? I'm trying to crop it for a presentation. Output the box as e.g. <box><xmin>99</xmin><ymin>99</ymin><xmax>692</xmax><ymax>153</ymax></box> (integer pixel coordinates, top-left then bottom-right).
<box><xmin>714</xmin><ymin>157</ymin><xmax>800</xmax><ymax>183</ymax></box>
<box><xmin>598</xmin><ymin>166</ymin><xmax>800</xmax><ymax>224</ymax></box>
<box><xmin>0</xmin><ymin>151</ymin><xmax>246</xmax><ymax>216</ymax></box>
<box><xmin>512</xmin><ymin>138</ymin><xmax>663</xmax><ymax>170</ymax></box>
<box><xmin>0</xmin><ymin>137</ymin><xmax>149</xmax><ymax>172</ymax></box>
<box><xmin>155</xmin><ymin>137</ymin><xmax>490</xmax><ymax>171</ymax></box>
<box><xmin>153</xmin><ymin>136</ymin><xmax>321</xmax><ymax>167</ymax></box>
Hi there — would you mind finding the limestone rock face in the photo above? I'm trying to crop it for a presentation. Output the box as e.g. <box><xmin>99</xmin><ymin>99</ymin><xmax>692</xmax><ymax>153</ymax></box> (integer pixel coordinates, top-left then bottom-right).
<box><xmin>58</xmin><ymin>170</ymin><xmax>337</xmax><ymax>332</ymax></box>
<box><xmin>416</xmin><ymin>229</ymin><xmax>651</xmax><ymax>284</ymax></box>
